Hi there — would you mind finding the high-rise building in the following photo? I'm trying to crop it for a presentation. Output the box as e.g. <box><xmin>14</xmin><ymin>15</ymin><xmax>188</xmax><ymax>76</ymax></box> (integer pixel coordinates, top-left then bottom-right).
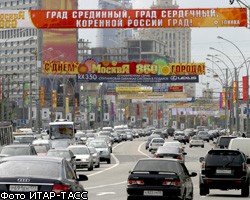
<box><xmin>0</xmin><ymin>0</ymin><xmax>78</xmax><ymax>127</ymax></box>
<box><xmin>136</xmin><ymin>0</ymin><xmax>194</xmax><ymax>97</ymax></box>
<box><xmin>96</xmin><ymin>0</ymin><xmax>133</xmax><ymax>48</ymax></box>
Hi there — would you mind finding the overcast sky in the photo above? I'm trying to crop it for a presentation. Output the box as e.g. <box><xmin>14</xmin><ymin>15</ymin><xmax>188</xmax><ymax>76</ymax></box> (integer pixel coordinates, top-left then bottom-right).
<box><xmin>78</xmin><ymin>0</ymin><xmax>250</xmax><ymax>96</ymax></box>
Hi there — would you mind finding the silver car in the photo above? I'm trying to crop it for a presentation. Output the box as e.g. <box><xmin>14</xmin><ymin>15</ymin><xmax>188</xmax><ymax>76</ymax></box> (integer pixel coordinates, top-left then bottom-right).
<box><xmin>88</xmin><ymin>140</ymin><xmax>111</xmax><ymax>164</ymax></box>
<box><xmin>67</xmin><ymin>145</ymin><xmax>94</xmax><ymax>171</ymax></box>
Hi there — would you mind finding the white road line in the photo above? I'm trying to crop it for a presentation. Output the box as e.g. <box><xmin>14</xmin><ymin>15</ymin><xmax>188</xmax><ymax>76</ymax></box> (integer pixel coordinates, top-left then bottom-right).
<box><xmin>86</xmin><ymin>140</ymin><xmax>149</xmax><ymax>190</ymax></box>
<box><xmin>138</xmin><ymin>141</ymin><xmax>151</xmax><ymax>158</ymax></box>
<box><xmin>87</xmin><ymin>142</ymin><xmax>123</xmax><ymax>177</ymax></box>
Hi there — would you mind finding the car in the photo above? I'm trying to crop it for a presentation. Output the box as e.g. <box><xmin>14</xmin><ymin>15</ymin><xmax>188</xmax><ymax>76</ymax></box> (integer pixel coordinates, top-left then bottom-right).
<box><xmin>167</xmin><ymin>127</ymin><xmax>175</xmax><ymax>136</ymax></box>
<box><xmin>127</xmin><ymin>158</ymin><xmax>197</xmax><ymax>200</ymax></box>
<box><xmin>154</xmin><ymin>146</ymin><xmax>187</xmax><ymax>162</ymax></box>
<box><xmin>197</xmin><ymin>131</ymin><xmax>210</xmax><ymax>142</ymax></box>
<box><xmin>199</xmin><ymin>149</ymin><xmax>250</xmax><ymax>197</ymax></box>
<box><xmin>0</xmin><ymin>156</ymin><xmax>88</xmax><ymax>197</ymax></box>
<box><xmin>0</xmin><ymin>144</ymin><xmax>37</xmax><ymax>158</ymax></box>
<box><xmin>67</xmin><ymin>145</ymin><xmax>94</xmax><ymax>171</ymax></box>
<box><xmin>189</xmin><ymin>135</ymin><xmax>205</xmax><ymax>148</ymax></box>
<box><xmin>46</xmin><ymin>148</ymin><xmax>76</xmax><ymax>171</ymax></box>
<box><xmin>88</xmin><ymin>146</ymin><xmax>100</xmax><ymax>168</ymax></box>
<box><xmin>148</xmin><ymin>137</ymin><xmax>165</xmax><ymax>152</ymax></box>
<box><xmin>87</xmin><ymin>140</ymin><xmax>111</xmax><ymax>164</ymax></box>
<box><xmin>145</xmin><ymin>134</ymin><xmax>164</xmax><ymax>150</ymax></box>
<box><xmin>214</xmin><ymin>135</ymin><xmax>237</xmax><ymax>149</ymax></box>
<box><xmin>75</xmin><ymin>131</ymin><xmax>88</xmax><ymax>144</ymax></box>
<box><xmin>13</xmin><ymin>134</ymin><xmax>36</xmax><ymax>144</ymax></box>
<box><xmin>173</xmin><ymin>130</ymin><xmax>187</xmax><ymax>144</ymax></box>
<box><xmin>95</xmin><ymin>136</ymin><xmax>113</xmax><ymax>153</ymax></box>
<box><xmin>163</xmin><ymin>141</ymin><xmax>185</xmax><ymax>154</ymax></box>
<box><xmin>111</xmin><ymin>132</ymin><xmax>122</xmax><ymax>143</ymax></box>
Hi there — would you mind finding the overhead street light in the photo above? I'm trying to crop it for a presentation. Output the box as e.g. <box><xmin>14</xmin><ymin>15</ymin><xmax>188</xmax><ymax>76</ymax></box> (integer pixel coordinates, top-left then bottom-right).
<box><xmin>217</xmin><ymin>36</ymin><xmax>248</xmax><ymax>136</ymax></box>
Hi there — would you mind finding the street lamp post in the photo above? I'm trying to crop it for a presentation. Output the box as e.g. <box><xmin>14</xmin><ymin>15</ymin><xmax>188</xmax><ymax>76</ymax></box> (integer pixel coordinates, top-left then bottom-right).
<box><xmin>209</xmin><ymin>46</ymin><xmax>240</xmax><ymax>134</ymax></box>
<box><xmin>217</xmin><ymin>36</ymin><xmax>248</xmax><ymax>136</ymax></box>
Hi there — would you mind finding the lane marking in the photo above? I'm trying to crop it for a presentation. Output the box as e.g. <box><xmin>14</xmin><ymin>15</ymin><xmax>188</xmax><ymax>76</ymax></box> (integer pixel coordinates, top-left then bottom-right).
<box><xmin>138</xmin><ymin>141</ymin><xmax>151</xmax><ymax>158</ymax></box>
<box><xmin>97</xmin><ymin>192</ymin><xmax>116</xmax><ymax>196</ymax></box>
<box><xmin>87</xmin><ymin>142</ymin><xmax>123</xmax><ymax>177</ymax></box>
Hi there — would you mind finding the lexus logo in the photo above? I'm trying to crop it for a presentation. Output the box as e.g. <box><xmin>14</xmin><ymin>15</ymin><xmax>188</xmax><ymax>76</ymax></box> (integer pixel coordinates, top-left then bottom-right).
<box><xmin>170</xmin><ymin>76</ymin><xmax>178</xmax><ymax>81</ymax></box>
<box><xmin>17</xmin><ymin>178</ymin><xmax>30</xmax><ymax>182</ymax></box>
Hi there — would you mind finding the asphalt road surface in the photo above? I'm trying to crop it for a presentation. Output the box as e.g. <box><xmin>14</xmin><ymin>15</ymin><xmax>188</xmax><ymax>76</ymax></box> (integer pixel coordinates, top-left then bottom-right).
<box><xmin>79</xmin><ymin>137</ymin><xmax>250</xmax><ymax>200</ymax></box>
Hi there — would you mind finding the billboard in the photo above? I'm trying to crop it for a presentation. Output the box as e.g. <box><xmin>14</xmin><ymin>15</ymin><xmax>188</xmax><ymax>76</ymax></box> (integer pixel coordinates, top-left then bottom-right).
<box><xmin>0</xmin><ymin>8</ymin><xmax>247</xmax><ymax>29</ymax></box>
<box><xmin>42</xmin><ymin>0</ymin><xmax>77</xmax><ymax>62</ymax></box>
<box><xmin>43</xmin><ymin>60</ymin><xmax>205</xmax><ymax>75</ymax></box>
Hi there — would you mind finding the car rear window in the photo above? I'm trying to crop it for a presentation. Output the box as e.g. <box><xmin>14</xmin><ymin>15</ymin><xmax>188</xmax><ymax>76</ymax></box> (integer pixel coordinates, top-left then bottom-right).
<box><xmin>133</xmin><ymin>160</ymin><xmax>179</xmax><ymax>173</ymax></box>
<box><xmin>0</xmin><ymin>160</ymin><xmax>60</xmax><ymax>178</ymax></box>
<box><xmin>206</xmin><ymin>150</ymin><xmax>244</xmax><ymax>166</ymax></box>
<box><xmin>217</xmin><ymin>137</ymin><xmax>236</xmax><ymax>147</ymax></box>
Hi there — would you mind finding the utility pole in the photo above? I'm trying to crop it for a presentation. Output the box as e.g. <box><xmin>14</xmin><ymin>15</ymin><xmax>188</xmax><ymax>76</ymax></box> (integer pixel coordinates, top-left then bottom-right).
<box><xmin>225</xmin><ymin>69</ymin><xmax>229</xmax><ymax>134</ymax></box>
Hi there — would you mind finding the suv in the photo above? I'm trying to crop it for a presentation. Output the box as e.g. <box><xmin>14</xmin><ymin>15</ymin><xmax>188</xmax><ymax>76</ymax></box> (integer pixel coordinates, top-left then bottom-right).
<box><xmin>199</xmin><ymin>149</ymin><xmax>250</xmax><ymax>197</ymax></box>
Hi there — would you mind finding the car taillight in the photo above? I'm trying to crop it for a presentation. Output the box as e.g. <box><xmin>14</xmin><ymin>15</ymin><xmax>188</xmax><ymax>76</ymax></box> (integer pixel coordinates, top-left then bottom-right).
<box><xmin>162</xmin><ymin>179</ymin><xmax>180</xmax><ymax>186</ymax></box>
<box><xmin>52</xmin><ymin>184</ymin><xmax>69</xmax><ymax>194</ymax></box>
<box><xmin>127</xmin><ymin>179</ymin><xmax>144</xmax><ymax>185</ymax></box>
<box><xmin>155</xmin><ymin>154</ymin><xmax>160</xmax><ymax>158</ymax></box>
<box><xmin>175</xmin><ymin>155</ymin><xmax>182</xmax><ymax>160</ymax></box>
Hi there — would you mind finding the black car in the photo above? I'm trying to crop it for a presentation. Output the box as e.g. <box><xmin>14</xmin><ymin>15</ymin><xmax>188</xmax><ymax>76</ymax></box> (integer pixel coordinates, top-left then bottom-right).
<box><xmin>127</xmin><ymin>158</ymin><xmax>197</xmax><ymax>200</ymax></box>
<box><xmin>199</xmin><ymin>149</ymin><xmax>250</xmax><ymax>197</ymax></box>
<box><xmin>0</xmin><ymin>156</ymin><xmax>88</xmax><ymax>199</ymax></box>
<box><xmin>167</xmin><ymin>128</ymin><xmax>175</xmax><ymax>137</ymax></box>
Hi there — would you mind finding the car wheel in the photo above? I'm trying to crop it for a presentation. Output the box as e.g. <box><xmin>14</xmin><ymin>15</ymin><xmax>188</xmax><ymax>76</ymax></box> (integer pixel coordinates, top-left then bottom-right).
<box><xmin>95</xmin><ymin>162</ymin><xmax>100</xmax><ymax>168</ymax></box>
<box><xmin>88</xmin><ymin>164</ymin><xmax>94</xmax><ymax>171</ymax></box>
<box><xmin>200</xmin><ymin>185</ymin><xmax>209</xmax><ymax>196</ymax></box>
<box><xmin>241</xmin><ymin>184</ymin><xmax>249</xmax><ymax>197</ymax></box>
<box><xmin>201</xmin><ymin>145</ymin><xmax>204</xmax><ymax>148</ymax></box>
<box><xmin>107</xmin><ymin>159</ymin><xmax>111</xmax><ymax>164</ymax></box>
<box><xmin>189</xmin><ymin>145</ymin><xmax>192</xmax><ymax>148</ymax></box>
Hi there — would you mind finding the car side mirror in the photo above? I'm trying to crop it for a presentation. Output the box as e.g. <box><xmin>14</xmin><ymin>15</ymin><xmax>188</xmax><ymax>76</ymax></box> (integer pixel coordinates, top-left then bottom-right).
<box><xmin>72</xmin><ymin>156</ymin><xmax>76</xmax><ymax>159</ymax></box>
<box><xmin>189</xmin><ymin>172</ymin><xmax>197</xmax><ymax>177</ymax></box>
<box><xmin>199</xmin><ymin>157</ymin><xmax>205</xmax><ymax>163</ymax></box>
<box><xmin>77</xmin><ymin>174</ymin><xmax>88</xmax><ymax>181</ymax></box>
<box><xmin>183</xmin><ymin>152</ymin><xmax>187</xmax><ymax>155</ymax></box>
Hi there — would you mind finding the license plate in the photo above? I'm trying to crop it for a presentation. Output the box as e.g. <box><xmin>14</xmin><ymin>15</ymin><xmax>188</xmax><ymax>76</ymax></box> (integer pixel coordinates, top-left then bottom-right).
<box><xmin>216</xmin><ymin>169</ymin><xmax>232</xmax><ymax>174</ymax></box>
<box><xmin>143</xmin><ymin>190</ymin><xmax>163</xmax><ymax>196</ymax></box>
<box><xmin>9</xmin><ymin>185</ymin><xmax>38</xmax><ymax>192</ymax></box>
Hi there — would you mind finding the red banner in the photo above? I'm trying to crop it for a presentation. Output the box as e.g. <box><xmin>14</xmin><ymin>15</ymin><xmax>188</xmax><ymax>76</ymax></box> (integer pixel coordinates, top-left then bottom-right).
<box><xmin>243</xmin><ymin>76</ymin><xmax>248</xmax><ymax>102</ymax></box>
<box><xmin>168</xmin><ymin>86</ymin><xmax>183</xmax><ymax>92</ymax></box>
<box><xmin>0</xmin><ymin>8</ymin><xmax>247</xmax><ymax>29</ymax></box>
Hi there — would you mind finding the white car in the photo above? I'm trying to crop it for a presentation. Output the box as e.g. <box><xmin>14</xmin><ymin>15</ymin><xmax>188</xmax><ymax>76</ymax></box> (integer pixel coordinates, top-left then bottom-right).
<box><xmin>148</xmin><ymin>137</ymin><xmax>165</xmax><ymax>152</ymax></box>
<box><xmin>189</xmin><ymin>136</ymin><xmax>205</xmax><ymax>148</ymax></box>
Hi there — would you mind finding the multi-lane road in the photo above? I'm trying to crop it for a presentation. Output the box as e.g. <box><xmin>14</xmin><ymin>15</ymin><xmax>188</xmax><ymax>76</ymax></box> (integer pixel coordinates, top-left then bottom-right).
<box><xmin>79</xmin><ymin>137</ymin><xmax>249</xmax><ymax>200</ymax></box>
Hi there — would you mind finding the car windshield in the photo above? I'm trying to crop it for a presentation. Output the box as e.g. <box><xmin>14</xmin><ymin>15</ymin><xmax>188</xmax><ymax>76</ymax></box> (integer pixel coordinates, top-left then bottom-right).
<box><xmin>206</xmin><ymin>151</ymin><xmax>244</xmax><ymax>166</ymax></box>
<box><xmin>89</xmin><ymin>142</ymin><xmax>108</xmax><ymax>148</ymax></box>
<box><xmin>133</xmin><ymin>160</ymin><xmax>179</xmax><ymax>173</ymax></box>
<box><xmin>47</xmin><ymin>151</ymin><xmax>70</xmax><ymax>159</ymax></box>
<box><xmin>0</xmin><ymin>160</ymin><xmax>60</xmax><ymax>178</ymax></box>
<box><xmin>68</xmin><ymin>147</ymin><xmax>89</xmax><ymax>155</ymax></box>
<box><xmin>33</xmin><ymin>145</ymin><xmax>48</xmax><ymax>153</ymax></box>
<box><xmin>50</xmin><ymin>125</ymin><xmax>74</xmax><ymax>139</ymax></box>
<box><xmin>14</xmin><ymin>136</ymin><xmax>34</xmax><ymax>144</ymax></box>
<box><xmin>1</xmin><ymin>147</ymin><xmax>31</xmax><ymax>156</ymax></box>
